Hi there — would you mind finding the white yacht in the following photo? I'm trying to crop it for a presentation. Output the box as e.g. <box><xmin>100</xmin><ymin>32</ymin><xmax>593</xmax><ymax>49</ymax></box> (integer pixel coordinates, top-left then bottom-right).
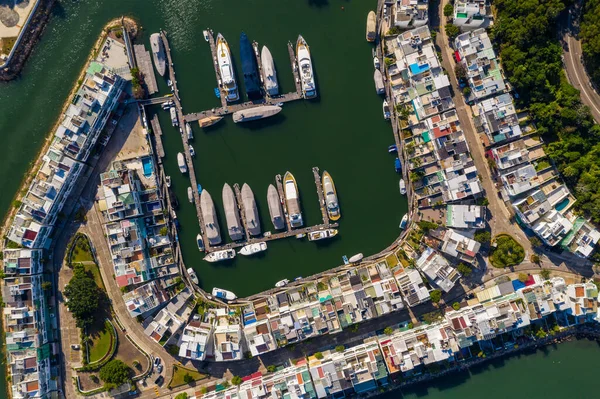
<box><xmin>187</xmin><ymin>268</ymin><xmax>199</xmax><ymax>285</ymax></box>
<box><xmin>239</xmin><ymin>242</ymin><xmax>267</xmax><ymax>256</ymax></box>
<box><xmin>261</xmin><ymin>46</ymin><xmax>279</xmax><ymax>96</ymax></box>
<box><xmin>216</xmin><ymin>33</ymin><xmax>240</xmax><ymax>102</ymax></box>
<box><xmin>204</xmin><ymin>249</ymin><xmax>236</xmax><ymax>263</ymax></box>
<box><xmin>212</xmin><ymin>287</ymin><xmax>237</xmax><ymax>301</ymax></box>
<box><xmin>296</xmin><ymin>35</ymin><xmax>317</xmax><ymax>99</ymax></box>
<box><xmin>275</xmin><ymin>279</ymin><xmax>289</xmax><ymax>288</ymax></box>
<box><xmin>187</xmin><ymin>187</ymin><xmax>193</xmax><ymax>203</ymax></box>
<box><xmin>177</xmin><ymin>153</ymin><xmax>187</xmax><ymax>174</ymax></box>
<box><xmin>308</xmin><ymin>229</ymin><xmax>338</xmax><ymax>241</ymax></box>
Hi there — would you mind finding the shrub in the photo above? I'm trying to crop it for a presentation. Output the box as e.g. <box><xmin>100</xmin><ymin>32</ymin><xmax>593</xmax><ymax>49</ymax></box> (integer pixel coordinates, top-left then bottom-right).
<box><xmin>540</xmin><ymin>268</ymin><xmax>551</xmax><ymax>280</ymax></box>
<box><xmin>335</xmin><ymin>345</ymin><xmax>345</xmax><ymax>353</ymax></box>
<box><xmin>383</xmin><ymin>327</ymin><xmax>394</xmax><ymax>336</ymax></box>
<box><xmin>99</xmin><ymin>359</ymin><xmax>130</xmax><ymax>387</ymax></box>
<box><xmin>267</xmin><ymin>365</ymin><xmax>276</xmax><ymax>373</ymax></box>
<box><xmin>314</xmin><ymin>352</ymin><xmax>324</xmax><ymax>360</ymax></box>
<box><xmin>490</xmin><ymin>235</ymin><xmax>525</xmax><ymax>268</ymax></box>
<box><xmin>430</xmin><ymin>290</ymin><xmax>442</xmax><ymax>303</ymax></box>
<box><xmin>231</xmin><ymin>376</ymin><xmax>243</xmax><ymax>386</ymax></box>
<box><xmin>457</xmin><ymin>263</ymin><xmax>472</xmax><ymax>277</ymax></box>
<box><xmin>452</xmin><ymin>302</ymin><xmax>461</xmax><ymax>311</ymax></box>
<box><xmin>518</xmin><ymin>273</ymin><xmax>529</xmax><ymax>283</ymax></box>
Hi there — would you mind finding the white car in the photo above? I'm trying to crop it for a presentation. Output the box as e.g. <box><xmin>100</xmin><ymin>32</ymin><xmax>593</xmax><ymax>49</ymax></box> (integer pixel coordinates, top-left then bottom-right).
<box><xmin>71</xmin><ymin>344</ymin><xmax>80</xmax><ymax>350</ymax></box>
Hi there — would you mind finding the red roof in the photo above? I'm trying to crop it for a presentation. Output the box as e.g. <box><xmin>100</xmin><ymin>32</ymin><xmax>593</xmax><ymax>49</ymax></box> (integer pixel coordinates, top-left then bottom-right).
<box><xmin>23</xmin><ymin>230</ymin><xmax>37</xmax><ymax>241</ymax></box>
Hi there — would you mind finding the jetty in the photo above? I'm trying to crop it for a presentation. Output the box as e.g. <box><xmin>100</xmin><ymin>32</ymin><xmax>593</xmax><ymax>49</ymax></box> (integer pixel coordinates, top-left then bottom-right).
<box><xmin>133</xmin><ymin>44</ymin><xmax>158</xmax><ymax>95</ymax></box>
<box><xmin>233</xmin><ymin>183</ymin><xmax>251</xmax><ymax>239</ymax></box>
<box><xmin>312</xmin><ymin>167</ymin><xmax>329</xmax><ymax>225</ymax></box>
<box><xmin>182</xmin><ymin>29</ymin><xmax>305</xmax><ymax>122</ymax></box>
<box><xmin>253</xmin><ymin>41</ymin><xmax>265</xmax><ymax>88</ymax></box>
<box><xmin>149</xmin><ymin>115</ymin><xmax>165</xmax><ymax>160</ymax></box>
<box><xmin>275</xmin><ymin>174</ymin><xmax>293</xmax><ymax>231</ymax></box>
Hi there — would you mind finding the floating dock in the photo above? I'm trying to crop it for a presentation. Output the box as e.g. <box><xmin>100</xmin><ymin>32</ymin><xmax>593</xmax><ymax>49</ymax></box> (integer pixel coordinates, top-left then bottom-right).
<box><xmin>312</xmin><ymin>167</ymin><xmax>329</xmax><ymax>225</ymax></box>
<box><xmin>133</xmin><ymin>44</ymin><xmax>158</xmax><ymax>95</ymax></box>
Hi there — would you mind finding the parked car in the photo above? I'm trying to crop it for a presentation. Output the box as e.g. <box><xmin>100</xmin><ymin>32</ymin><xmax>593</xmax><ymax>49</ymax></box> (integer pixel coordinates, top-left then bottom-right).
<box><xmin>71</xmin><ymin>344</ymin><xmax>80</xmax><ymax>350</ymax></box>
<box><xmin>154</xmin><ymin>375</ymin><xmax>164</xmax><ymax>386</ymax></box>
<box><xmin>154</xmin><ymin>357</ymin><xmax>161</xmax><ymax>367</ymax></box>
<box><xmin>157</xmin><ymin>364</ymin><xmax>163</xmax><ymax>374</ymax></box>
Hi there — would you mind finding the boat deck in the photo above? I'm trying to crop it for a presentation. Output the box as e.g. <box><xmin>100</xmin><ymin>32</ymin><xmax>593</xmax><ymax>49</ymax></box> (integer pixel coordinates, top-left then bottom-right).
<box><xmin>133</xmin><ymin>44</ymin><xmax>158</xmax><ymax>95</ymax></box>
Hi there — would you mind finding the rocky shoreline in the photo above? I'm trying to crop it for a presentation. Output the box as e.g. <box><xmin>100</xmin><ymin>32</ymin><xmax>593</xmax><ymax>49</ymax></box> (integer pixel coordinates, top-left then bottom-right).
<box><xmin>0</xmin><ymin>0</ymin><xmax>57</xmax><ymax>81</ymax></box>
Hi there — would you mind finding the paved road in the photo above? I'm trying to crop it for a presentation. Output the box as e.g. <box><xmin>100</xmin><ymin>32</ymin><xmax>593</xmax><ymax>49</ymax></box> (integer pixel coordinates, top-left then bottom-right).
<box><xmin>562</xmin><ymin>0</ymin><xmax>600</xmax><ymax>123</ymax></box>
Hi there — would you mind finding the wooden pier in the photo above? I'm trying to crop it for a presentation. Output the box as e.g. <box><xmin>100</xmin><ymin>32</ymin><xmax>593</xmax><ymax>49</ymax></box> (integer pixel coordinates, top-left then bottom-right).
<box><xmin>206</xmin><ymin>30</ymin><xmax>228</xmax><ymax>109</ymax></box>
<box><xmin>288</xmin><ymin>41</ymin><xmax>303</xmax><ymax>95</ymax></box>
<box><xmin>150</xmin><ymin>115</ymin><xmax>165</xmax><ymax>160</ymax></box>
<box><xmin>233</xmin><ymin>183</ymin><xmax>250</xmax><ymax>239</ymax></box>
<box><xmin>312</xmin><ymin>167</ymin><xmax>329</xmax><ymax>225</ymax></box>
<box><xmin>253</xmin><ymin>41</ymin><xmax>265</xmax><ymax>89</ymax></box>
<box><xmin>275</xmin><ymin>174</ymin><xmax>293</xmax><ymax>231</ymax></box>
<box><xmin>133</xmin><ymin>44</ymin><xmax>158</xmax><ymax>95</ymax></box>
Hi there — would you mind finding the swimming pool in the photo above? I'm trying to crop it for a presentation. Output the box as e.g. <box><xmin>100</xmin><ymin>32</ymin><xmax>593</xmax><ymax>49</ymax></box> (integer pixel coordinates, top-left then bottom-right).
<box><xmin>142</xmin><ymin>157</ymin><xmax>154</xmax><ymax>177</ymax></box>
<box><xmin>555</xmin><ymin>197</ymin><xmax>570</xmax><ymax>211</ymax></box>
<box><xmin>409</xmin><ymin>62</ymin><xmax>430</xmax><ymax>75</ymax></box>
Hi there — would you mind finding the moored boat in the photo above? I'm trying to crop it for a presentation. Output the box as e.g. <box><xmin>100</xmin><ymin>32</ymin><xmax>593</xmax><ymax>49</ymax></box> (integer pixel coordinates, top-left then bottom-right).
<box><xmin>399</xmin><ymin>213</ymin><xmax>409</xmax><ymax>229</ymax></box>
<box><xmin>267</xmin><ymin>184</ymin><xmax>285</xmax><ymax>230</ymax></box>
<box><xmin>186</xmin><ymin>122</ymin><xmax>193</xmax><ymax>140</ymax></box>
<box><xmin>204</xmin><ymin>250</ymin><xmax>236</xmax><ymax>263</ymax></box>
<box><xmin>366</xmin><ymin>11</ymin><xmax>377</xmax><ymax>42</ymax></box>
<box><xmin>170</xmin><ymin>107</ymin><xmax>178</xmax><ymax>126</ymax></box>
<box><xmin>239</xmin><ymin>242</ymin><xmax>267</xmax><ymax>256</ymax></box>
<box><xmin>240</xmin><ymin>32</ymin><xmax>262</xmax><ymax>100</ymax></box>
<box><xmin>296</xmin><ymin>35</ymin><xmax>317</xmax><ymax>99</ymax></box>
<box><xmin>395</xmin><ymin>157</ymin><xmax>402</xmax><ymax>173</ymax></box>
<box><xmin>241</xmin><ymin>183</ymin><xmax>261</xmax><ymax>236</ymax></box>
<box><xmin>383</xmin><ymin>100</ymin><xmax>391</xmax><ymax>120</ymax></box>
<box><xmin>261</xmin><ymin>45</ymin><xmax>279</xmax><ymax>96</ymax></box>
<box><xmin>222</xmin><ymin>183</ymin><xmax>244</xmax><ymax>241</ymax></box>
<box><xmin>198</xmin><ymin>115</ymin><xmax>224</xmax><ymax>128</ymax></box>
<box><xmin>388</xmin><ymin>144</ymin><xmax>397</xmax><ymax>153</ymax></box>
<box><xmin>349</xmin><ymin>253</ymin><xmax>364</xmax><ymax>263</ymax></box>
<box><xmin>203</xmin><ymin>30</ymin><xmax>209</xmax><ymax>42</ymax></box>
<box><xmin>232</xmin><ymin>105</ymin><xmax>281</xmax><ymax>123</ymax></box>
<box><xmin>211</xmin><ymin>286</ymin><xmax>237</xmax><ymax>300</ymax></box>
<box><xmin>150</xmin><ymin>33</ymin><xmax>167</xmax><ymax>76</ymax></box>
<box><xmin>165</xmin><ymin>175</ymin><xmax>171</xmax><ymax>187</ymax></box>
<box><xmin>216</xmin><ymin>33</ymin><xmax>240</xmax><ymax>102</ymax></box>
<box><xmin>374</xmin><ymin>56</ymin><xmax>380</xmax><ymax>70</ymax></box>
<box><xmin>275</xmin><ymin>279</ymin><xmax>289</xmax><ymax>288</ymax></box>
<box><xmin>187</xmin><ymin>268</ymin><xmax>199</xmax><ymax>285</ymax></box>
<box><xmin>374</xmin><ymin>69</ymin><xmax>385</xmax><ymax>94</ymax></box>
<box><xmin>187</xmin><ymin>187</ymin><xmax>193</xmax><ymax>203</ymax></box>
<box><xmin>196</xmin><ymin>234</ymin><xmax>205</xmax><ymax>251</ymax></box>
<box><xmin>201</xmin><ymin>190</ymin><xmax>222</xmax><ymax>245</ymax></box>
<box><xmin>399</xmin><ymin>179</ymin><xmax>407</xmax><ymax>195</ymax></box>
<box><xmin>197</xmin><ymin>184</ymin><xmax>203</xmax><ymax>194</ymax></box>
<box><xmin>308</xmin><ymin>229</ymin><xmax>338</xmax><ymax>241</ymax></box>
<box><xmin>189</xmin><ymin>145</ymin><xmax>195</xmax><ymax>157</ymax></box>
<box><xmin>284</xmin><ymin>171</ymin><xmax>303</xmax><ymax>228</ymax></box>
<box><xmin>322</xmin><ymin>171</ymin><xmax>340</xmax><ymax>221</ymax></box>
<box><xmin>177</xmin><ymin>153</ymin><xmax>187</xmax><ymax>174</ymax></box>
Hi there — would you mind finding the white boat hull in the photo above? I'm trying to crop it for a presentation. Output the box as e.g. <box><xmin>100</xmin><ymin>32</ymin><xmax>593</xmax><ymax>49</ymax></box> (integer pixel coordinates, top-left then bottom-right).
<box><xmin>239</xmin><ymin>242</ymin><xmax>267</xmax><ymax>256</ymax></box>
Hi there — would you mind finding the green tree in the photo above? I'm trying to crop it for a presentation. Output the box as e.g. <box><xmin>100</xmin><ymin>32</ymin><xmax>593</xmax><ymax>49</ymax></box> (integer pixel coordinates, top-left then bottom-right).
<box><xmin>183</xmin><ymin>373</ymin><xmax>194</xmax><ymax>384</ymax></box>
<box><xmin>452</xmin><ymin>302</ymin><xmax>461</xmax><ymax>311</ymax></box>
<box><xmin>474</xmin><ymin>230</ymin><xmax>491</xmax><ymax>244</ymax></box>
<box><xmin>41</xmin><ymin>281</ymin><xmax>52</xmax><ymax>291</ymax></box>
<box><xmin>314</xmin><ymin>352</ymin><xmax>324</xmax><ymax>360</ymax></box>
<box><xmin>445</xmin><ymin>24</ymin><xmax>460</xmax><ymax>39</ymax></box>
<box><xmin>335</xmin><ymin>345</ymin><xmax>345</xmax><ymax>353</ymax></box>
<box><xmin>430</xmin><ymin>290</ymin><xmax>442</xmax><ymax>303</ymax></box>
<box><xmin>454</xmin><ymin>63</ymin><xmax>467</xmax><ymax>80</ymax></box>
<box><xmin>490</xmin><ymin>235</ymin><xmax>525</xmax><ymax>268</ymax></box>
<box><xmin>231</xmin><ymin>376</ymin><xmax>243</xmax><ymax>386</ymax></box>
<box><xmin>531</xmin><ymin>254</ymin><xmax>542</xmax><ymax>265</ymax></box>
<box><xmin>383</xmin><ymin>327</ymin><xmax>394</xmax><ymax>336</ymax></box>
<box><xmin>99</xmin><ymin>359</ymin><xmax>131</xmax><ymax>387</ymax></box>
<box><xmin>175</xmin><ymin>394</ymin><xmax>188</xmax><ymax>399</ymax></box>
<box><xmin>443</xmin><ymin>3</ymin><xmax>454</xmax><ymax>17</ymax></box>
<box><xmin>462</xmin><ymin>86</ymin><xmax>472</xmax><ymax>96</ymax></box>
<box><xmin>518</xmin><ymin>273</ymin><xmax>529</xmax><ymax>283</ymax></box>
<box><xmin>540</xmin><ymin>268</ymin><xmax>551</xmax><ymax>280</ymax></box>
<box><xmin>159</xmin><ymin>226</ymin><xmax>169</xmax><ymax>236</ymax></box>
<box><xmin>63</xmin><ymin>264</ymin><xmax>105</xmax><ymax>329</ymax></box>
<box><xmin>529</xmin><ymin>236</ymin><xmax>542</xmax><ymax>248</ymax></box>
<box><xmin>267</xmin><ymin>365</ymin><xmax>276</xmax><ymax>373</ymax></box>
<box><xmin>457</xmin><ymin>263</ymin><xmax>472</xmax><ymax>277</ymax></box>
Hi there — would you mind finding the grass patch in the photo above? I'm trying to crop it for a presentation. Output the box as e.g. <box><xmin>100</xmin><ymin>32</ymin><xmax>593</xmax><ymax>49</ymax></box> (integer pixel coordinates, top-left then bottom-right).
<box><xmin>168</xmin><ymin>365</ymin><xmax>207</xmax><ymax>388</ymax></box>
<box><xmin>88</xmin><ymin>321</ymin><xmax>113</xmax><ymax>363</ymax></box>
<box><xmin>0</xmin><ymin>36</ymin><xmax>18</xmax><ymax>55</ymax></box>
<box><xmin>84</xmin><ymin>263</ymin><xmax>105</xmax><ymax>291</ymax></box>
<box><xmin>490</xmin><ymin>234</ymin><xmax>525</xmax><ymax>268</ymax></box>
<box><xmin>385</xmin><ymin>253</ymin><xmax>399</xmax><ymax>268</ymax></box>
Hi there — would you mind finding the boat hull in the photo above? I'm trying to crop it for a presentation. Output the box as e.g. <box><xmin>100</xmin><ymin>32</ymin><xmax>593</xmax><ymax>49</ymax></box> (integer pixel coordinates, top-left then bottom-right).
<box><xmin>240</xmin><ymin>32</ymin><xmax>262</xmax><ymax>100</ymax></box>
<box><xmin>198</xmin><ymin>116</ymin><xmax>223</xmax><ymax>128</ymax></box>
<box><xmin>284</xmin><ymin>172</ymin><xmax>303</xmax><ymax>228</ymax></box>
<box><xmin>322</xmin><ymin>171</ymin><xmax>340</xmax><ymax>221</ymax></box>
<box><xmin>239</xmin><ymin>242</ymin><xmax>267</xmax><ymax>256</ymax></box>
<box><xmin>201</xmin><ymin>190</ymin><xmax>222</xmax><ymax>245</ymax></box>
<box><xmin>177</xmin><ymin>153</ymin><xmax>187</xmax><ymax>174</ymax></box>
<box><xmin>232</xmin><ymin>105</ymin><xmax>281</xmax><ymax>123</ymax></box>
<box><xmin>308</xmin><ymin>229</ymin><xmax>338</xmax><ymax>241</ymax></box>
<box><xmin>296</xmin><ymin>35</ymin><xmax>317</xmax><ymax>99</ymax></box>
<box><xmin>261</xmin><ymin>46</ymin><xmax>279</xmax><ymax>96</ymax></box>
<box><xmin>223</xmin><ymin>183</ymin><xmax>244</xmax><ymax>241</ymax></box>
<box><xmin>242</xmin><ymin>183</ymin><xmax>261</xmax><ymax>236</ymax></box>
<box><xmin>267</xmin><ymin>184</ymin><xmax>285</xmax><ymax>230</ymax></box>
<box><xmin>366</xmin><ymin>11</ymin><xmax>377</xmax><ymax>42</ymax></box>
<box><xmin>150</xmin><ymin>33</ymin><xmax>167</xmax><ymax>76</ymax></box>
<box><xmin>216</xmin><ymin>33</ymin><xmax>240</xmax><ymax>102</ymax></box>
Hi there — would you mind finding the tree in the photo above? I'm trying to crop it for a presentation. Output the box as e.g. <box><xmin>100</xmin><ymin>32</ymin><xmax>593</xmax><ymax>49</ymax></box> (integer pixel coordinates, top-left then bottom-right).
<box><xmin>267</xmin><ymin>365</ymin><xmax>276</xmax><ymax>373</ymax></box>
<box><xmin>430</xmin><ymin>290</ymin><xmax>442</xmax><ymax>303</ymax></box>
<box><xmin>383</xmin><ymin>327</ymin><xmax>394</xmax><ymax>335</ymax></box>
<box><xmin>99</xmin><ymin>359</ymin><xmax>131</xmax><ymax>387</ymax></box>
<box><xmin>462</xmin><ymin>86</ymin><xmax>472</xmax><ymax>96</ymax></box>
<box><xmin>529</xmin><ymin>236</ymin><xmax>542</xmax><ymax>248</ymax></box>
<box><xmin>175</xmin><ymin>394</ymin><xmax>188</xmax><ymax>399</ymax></box>
<box><xmin>531</xmin><ymin>254</ymin><xmax>542</xmax><ymax>265</ymax></box>
<box><xmin>518</xmin><ymin>273</ymin><xmax>529</xmax><ymax>283</ymax></box>
<box><xmin>457</xmin><ymin>263</ymin><xmax>472</xmax><ymax>277</ymax></box>
<box><xmin>540</xmin><ymin>268</ymin><xmax>551</xmax><ymax>280</ymax></box>
<box><xmin>200</xmin><ymin>387</ymin><xmax>208</xmax><ymax>394</ymax></box>
<box><xmin>452</xmin><ymin>302</ymin><xmax>461</xmax><ymax>311</ymax></box>
<box><xmin>184</xmin><ymin>373</ymin><xmax>195</xmax><ymax>384</ymax></box>
<box><xmin>159</xmin><ymin>226</ymin><xmax>168</xmax><ymax>236</ymax></box>
<box><xmin>41</xmin><ymin>281</ymin><xmax>52</xmax><ymax>291</ymax></box>
<box><xmin>63</xmin><ymin>265</ymin><xmax>105</xmax><ymax>329</ymax></box>
<box><xmin>443</xmin><ymin>3</ymin><xmax>454</xmax><ymax>17</ymax></box>
<box><xmin>445</xmin><ymin>24</ymin><xmax>460</xmax><ymax>39</ymax></box>
<box><xmin>231</xmin><ymin>376</ymin><xmax>243</xmax><ymax>386</ymax></box>
<box><xmin>474</xmin><ymin>230</ymin><xmax>491</xmax><ymax>244</ymax></box>
<box><xmin>490</xmin><ymin>235</ymin><xmax>525</xmax><ymax>268</ymax></box>
<box><xmin>314</xmin><ymin>352</ymin><xmax>324</xmax><ymax>360</ymax></box>
<box><xmin>476</xmin><ymin>197</ymin><xmax>489</xmax><ymax>206</ymax></box>
<box><xmin>335</xmin><ymin>345</ymin><xmax>345</xmax><ymax>353</ymax></box>
<box><xmin>454</xmin><ymin>63</ymin><xmax>467</xmax><ymax>80</ymax></box>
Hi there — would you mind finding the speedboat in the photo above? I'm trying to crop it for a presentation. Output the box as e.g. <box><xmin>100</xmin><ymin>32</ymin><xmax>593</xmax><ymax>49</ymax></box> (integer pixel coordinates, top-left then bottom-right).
<box><xmin>165</xmin><ymin>175</ymin><xmax>171</xmax><ymax>187</ymax></box>
<box><xmin>186</xmin><ymin>122</ymin><xmax>193</xmax><ymax>140</ymax></box>
<box><xmin>177</xmin><ymin>153</ymin><xmax>187</xmax><ymax>174</ymax></box>
<box><xmin>161</xmin><ymin>101</ymin><xmax>172</xmax><ymax>110</ymax></box>
<box><xmin>349</xmin><ymin>253</ymin><xmax>363</xmax><ymax>263</ymax></box>
<box><xmin>308</xmin><ymin>229</ymin><xmax>338</xmax><ymax>241</ymax></box>
<box><xmin>239</xmin><ymin>242</ymin><xmax>267</xmax><ymax>256</ymax></box>
<box><xmin>388</xmin><ymin>144</ymin><xmax>397</xmax><ymax>153</ymax></box>
<box><xmin>216</xmin><ymin>33</ymin><xmax>240</xmax><ymax>102</ymax></box>
<box><xmin>399</xmin><ymin>213</ymin><xmax>409</xmax><ymax>229</ymax></box>
<box><xmin>322</xmin><ymin>171</ymin><xmax>340</xmax><ymax>221</ymax></box>
<box><xmin>399</xmin><ymin>179</ymin><xmax>407</xmax><ymax>195</ymax></box>
<box><xmin>197</xmin><ymin>184</ymin><xmax>203</xmax><ymax>194</ymax></box>
<box><xmin>189</xmin><ymin>145</ymin><xmax>195</xmax><ymax>157</ymax></box>
<box><xmin>204</xmin><ymin>249</ymin><xmax>236</xmax><ymax>263</ymax></box>
<box><xmin>187</xmin><ymin>187</ymin><xmax>193</xmax><ymax>203</ymax></box>
<box><xmin>275</xmin><ymin>279</ymin><xmax>289</xmax><ymax>288</ymax></box>
<box><xmin>187</xmin><ymin>268</ymin><xmax>199</xmax><ymax>285</ymax></box>
<box><xmin>383</xmin><ymin>100</ymin><xmax>391</xmax><ymax>120</ymax></box>
<box><xmin>198</xmin><ymin>115</ymin><xmax>223</xmax><ymax>128</ymax></box>
<box><xmin>196</xmin><ymin>234</ymin><xmax>205</xmax><ymax>252</ymax></box>
<box><xmin>212</xmin><ymin>287</ymin><xmax>237</xmax><ymax>301</ymax></box>
<box><xmin>395</xmin><ymin>157</ymin><xmax>401</xmax><ymax>173</ymax></box>
<box><xmin>203</xmin><ymin>30</ymin><xmax>209</xmax><ymax>42</ymax></box>
<box><xmin>296</xmin><ymin>35</ymin><xmax>317</xmax><ymax>99</ymax></box>
<box><xmin>374</xmin><ymin>56</ymin><xmax>380</xmax><ymax>69</ymax></box>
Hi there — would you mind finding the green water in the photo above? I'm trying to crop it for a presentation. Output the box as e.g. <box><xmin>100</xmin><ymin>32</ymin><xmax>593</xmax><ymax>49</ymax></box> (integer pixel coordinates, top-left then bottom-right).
<box><xmin>387</xmin><ymin>338</ymin><xmax>600</xmax><ymax>399</ymax></box>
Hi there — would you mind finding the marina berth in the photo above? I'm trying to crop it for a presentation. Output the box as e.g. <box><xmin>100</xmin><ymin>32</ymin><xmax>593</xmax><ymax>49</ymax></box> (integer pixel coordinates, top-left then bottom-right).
<box><xmin>211</xmin><ymin>287</ymin><xmax>237</xmax><ymax>300</ymax></box>
<box><xmin>240</xmin><ymin>32</ymin><xmax>262</xmax><ymax>100</ymax></box>
<box><xmin>296</xmin><ymin>35</ymin><xmax>317</xmax><ymax>99</ymax></box>
<box><xmin>232</xmin><ymin>105</ymin><xmax>281</xmax><ymax>123</ymax></box>
<box><xmin>374</xmin><ymin>69</ymin><xmax>385</xmax><ymax>94</ymax></box>
<box><xmin>150</xmin><ymin>33</ymin><xmax>167</xmax><ymax>76</ymax></box>
<box><xmin>366</xmin><ymin>11</ymin><xmax>377</xmax><ymax>42</ymax></box>
<box><xmin>241</xmin><ymin>183</ymin><xmax>261</xmax><ymax>236</ymax></box>
<box><xmin>239</xmin><ymin>242</ymin><xmax>267</xmax><ymax>256</ymax></box>
<box><xmin>177</xmin><ymin>152</ymin><xmax>187</xmax><ymax>173</ymax></box>
<box><xmin>201</xmin><ymin>190</ymin><xmax>222</xmax><ymax>245</ymax></box>
<box><xmin>308</xmin><ymin>228</ymin><xmax>338</xmax><ymax>241</ymax></box>
<box><xmin>267</xmin><ymin>184</ymin><xmax>285</xmax><ymax>230</ymax></box>
<box><xmin>284</xmin><ymin>171</ymin><xmax>304</xmax><ymax>228</ymax></box>
<box><xmin>322</xmin><ymin>170</ymin><xmax>340</xmax><ymax>221</ymax></box>
<box><xmin>196</xmin><ymin>233</ymin><xmax>205</xmax><ymax>251</ymax></box>
<box><xmin>222</xmin><ymin>183</ymin><xmax>244</xmax><ymax>241</ymax></box>
<box><xmin>261</xmin><ymin>45</ymin><xmax>279</xmax><ymax>96</ymax></box>
<box><xmin>216</xmin><ymin>33</ymin><xmax>240</xmax><ymax>102</ymax></box>
<box><xmin>383</xmin><ymin>100</ymin><xmax>391</xmax><ymax>120</ymax></box>
<box><xmin>198</xmin><ymin>115</ymin><xmax>223</xmax><ymax>128</ymax></box>
<box><xmin>187</xmin><ymin>187</ymin><xmax>193</xmax><ymax>203</ymax></box>
<box><xmin>187</xmin><ymin>267</ymin><xmax>199</xmax><ymax>285</ymax></box>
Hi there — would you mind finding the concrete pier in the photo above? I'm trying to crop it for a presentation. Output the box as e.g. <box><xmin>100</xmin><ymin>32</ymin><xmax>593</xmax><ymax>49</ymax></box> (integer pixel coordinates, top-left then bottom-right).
<box><xmin>133</xmin><ymin>44</ymin><xmax>158</xmax><ymax>95</ymax></box>
<box><xmin>275</xmin><ymin>174</ymin><xmax>293</xmax><ymax>231</ymax></box>
<box><xmin>312</xmin><ymin>166</ymin><xmax>329</xmax><ymax>225</ymax></box>
<box><xmin>150</xmin><ymin>115</ymin><xmax>165</xmax><ymax>160</ymax></box>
